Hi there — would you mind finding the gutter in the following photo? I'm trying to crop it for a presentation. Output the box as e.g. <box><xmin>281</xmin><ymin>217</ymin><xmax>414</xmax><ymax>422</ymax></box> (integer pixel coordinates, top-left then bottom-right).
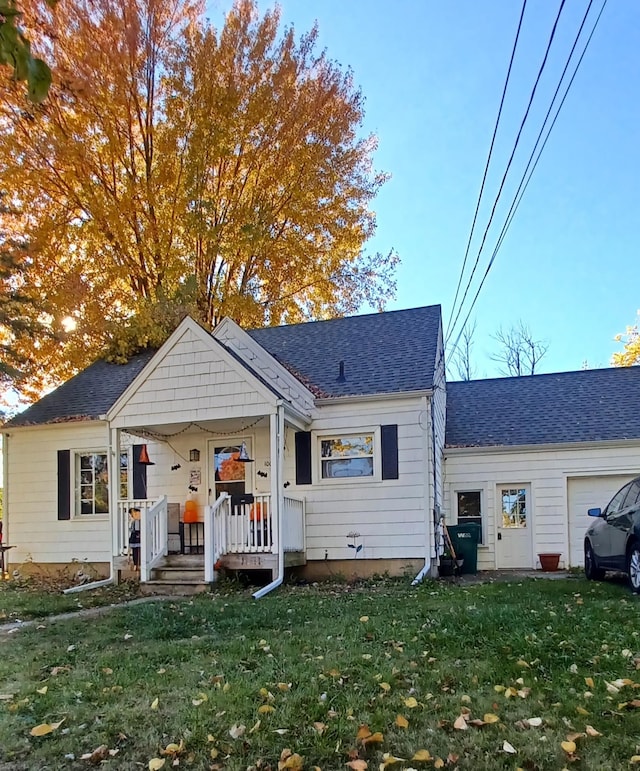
<box><xmin>412</xmin><ymin>394</ymin><xmax>434</xmax><ymax>585</ymax></box>
<box><xmin>253</xmin><ymin>403</ymin><xmax>285</xmax><ymax>599</ymax></box>
<box><xmin>315</xmin><ymin>389</ymin><xmax>433</xmax><ymax>407</ymax></box>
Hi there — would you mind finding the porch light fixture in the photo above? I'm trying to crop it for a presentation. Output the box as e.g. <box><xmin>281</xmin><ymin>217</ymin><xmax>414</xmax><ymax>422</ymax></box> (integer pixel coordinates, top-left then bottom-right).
<box><xmin>236</xmin><ymin>441</ymin><xmax>254</xmax><ymax>463</ymax></box>
<box><xmin>189</xmin><ymin>448</ymin><xmax>200</xmax><ymax>462</ymax></box>
<box><xmin>138</xmin><ymin>444</ymin><xmax>155</xmax><ymax>465</ymax></box>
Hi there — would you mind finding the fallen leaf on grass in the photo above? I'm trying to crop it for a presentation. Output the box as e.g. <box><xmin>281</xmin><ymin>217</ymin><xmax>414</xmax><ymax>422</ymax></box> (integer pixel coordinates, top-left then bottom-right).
<box><xmin>576</xmin><ymin>706</ymin><xmax>589</xmax><ymax>715</ymax></box>
<box><xmin>483</xmin><ymin>713</ymin><xmax>500</xmax><ymax>724</ymax></box>
<box><xmin>561</xmin><ymin>740</ymin><xmax>576</xmax><ymax>754</ymax></box>
<box><xmin>503</xmin><ymin>741</ymin><xmax>517</xmax><ymax>754</ymax></box>
<box><xmin>585</xmin><ymin>725</ymin><xmax>601</xmax><ymax>737</ymax></box>
<box><xmin>278</xmin><ymin>749</ymin><xmax>304</xmax><ymax>770</ymax></box>
<box><xmin>36</xmin><ymin>686</ymin><xmax>48</xmax><ymax>695</ymax></box>
<box><xmin>229</xmin><ymin>724</ymin><xmax>246</xmax><ymax>739</ymax></box>
<box><xmin>453</xmin><ymin>715</ymin><xmax>468</xmax><ymax>730</ymax></box>
<box><xmin>356</xmin><ymin>725</ymin><xmax>384</xmax><ymax>746</ymax></box>
<box><xmin>360</xmin><ymin>616</ymin><xmax>369</xmax><ymax>623</ymax></box>
<box><xmin>404</xmin><ymin>697</ymin><xmax>419</xmax><ymax>709</ymax></box>
<box><xmin>395</xmin><ymin>715</ymin><xmax>409</xmax><ymax>729</ymax></box>
<box><xmin>380</xmin><ymin>752</ymin><xmax>404</xmax><ymax>768</ymax></box>
<box><xmin>148</xmin><ymin>760</ymin><xmax>165</xmax><ymax>771</ymax></box>
<box><xmin>346</xmin><ymin>761</ymin><xmax>368</xmax><ymax>770</ymax></box>
<box><xmin>151</xmin><ymin>697</ymin><xmax>159</xmax><ymax>710</ymax></box>
<box><xmin>30</xmin><ymin>720</ymin><xmax>64</xmax><ymax>737</ymax></box>
<box><xmin>313</xmin><ymin>722</ymin><xmax>327</xmax><ymax>734</ymax></box>
<box><xmin>80</xmin><ymin>745</ymin><xmax>110</xmax><ymax>763</ymax></box>
<box><xmin>411</xmin><ymin>749</ymin><xmax>431</xmax><ymax>761</ymax></box>
<box><xmin>630</xmin><ymin>756</ymin><xmax>640</xmax><ymax>764</ymax></box>
<box><xmin>434</xmin><ymin>759</ymin><xmax>444</xmax><ymax>768</ymax></box>
<box><xmin>258</xmin><ymin>704</ymin><xmax>275</xmax><ymax>714</ymax></box>
<box><xmin>585</xmin><ymin>677</ymin><xmax>595</xmax><ymax>689</ymax></box>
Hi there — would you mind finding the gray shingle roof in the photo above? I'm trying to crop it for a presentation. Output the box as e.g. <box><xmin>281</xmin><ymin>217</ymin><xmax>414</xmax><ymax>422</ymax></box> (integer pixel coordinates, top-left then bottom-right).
<box><xmin>6</xmin><ymin>350</ymin><xmax>156</xmax><ymax>427</ymax></box>
<box><xmin>4</xmin><ymin>306</ymin><xmax>442</xmax><ymax>427</ymax></box>
<box><xmin>446</xmin><ymin>366</ymin><xmax>640</xmax><ymax>448</ymax></box>
<box><xmin>248</xmin><ymin>305</ymin><xmax>442</xmax><ymax>398</ymax></box>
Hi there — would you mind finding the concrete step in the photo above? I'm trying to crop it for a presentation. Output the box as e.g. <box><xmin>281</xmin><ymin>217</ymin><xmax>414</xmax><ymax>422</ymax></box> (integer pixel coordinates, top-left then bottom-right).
<box><xmin>140</xmin><ymin>579</ymin><xmax>211</xmax><ymax>596</ymax></box>
<box><xmin>150</xmin><ymin>566</ymin><xmax>204</xmax><ymax>581</ymax></box>
<box><xmin>160</xmin><ymin>554</ymin><xmax>205</xmax><ymax>568</ymax></box>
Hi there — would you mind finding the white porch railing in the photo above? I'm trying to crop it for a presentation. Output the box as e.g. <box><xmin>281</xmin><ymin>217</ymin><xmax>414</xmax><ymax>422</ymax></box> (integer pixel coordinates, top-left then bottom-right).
<box><xmin>116</xmin><ymin>498</ymin><xmax>157</xmax><ymax>558</ymax></box>
<box><xmin>205</xmin><ymin>493</ymin><xmax>231</xmax><ymax>583</ymax></box>
<box><xmin>140</xmin><ymin>496</ymin><xmax>168</xmax><ymax>582</ymax></box>
<box><xmin>283</xmin><ymin>495</ymin><xmax>306</xmax><ymax>552</ymax></box>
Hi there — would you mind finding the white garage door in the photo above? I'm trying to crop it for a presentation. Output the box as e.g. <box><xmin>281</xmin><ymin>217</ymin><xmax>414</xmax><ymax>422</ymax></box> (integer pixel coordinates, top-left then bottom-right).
<box><xmin>567</xmin><ymin>474</ymin><xmax>636</xmax><ymax>567</ymax></box>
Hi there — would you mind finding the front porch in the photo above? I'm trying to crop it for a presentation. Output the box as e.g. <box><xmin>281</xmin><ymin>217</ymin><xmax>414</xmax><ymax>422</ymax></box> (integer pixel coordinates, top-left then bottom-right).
<box><xmin>113</xmin><ymin>492</ymin><xmax>306</xmax><ymax>591</ymax></box>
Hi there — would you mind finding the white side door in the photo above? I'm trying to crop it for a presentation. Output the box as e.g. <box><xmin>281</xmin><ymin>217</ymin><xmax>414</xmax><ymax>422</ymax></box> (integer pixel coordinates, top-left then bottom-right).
<box><xmin>497</xmin><ymin>484</ymin><xmax>532</xmax><ymax>568</ymax></box>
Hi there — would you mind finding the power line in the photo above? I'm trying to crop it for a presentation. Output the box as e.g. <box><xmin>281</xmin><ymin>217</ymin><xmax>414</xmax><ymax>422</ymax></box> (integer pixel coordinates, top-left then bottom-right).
<box><xmin>446</xmin><ymin>0</ymin><xmax>568</xmax><ymax>348</ymax></box>
<box><xmin>448</xmin><ymin>0</ymin><xmax>607</xmax><ymax>357</ymax></box>
<box><xmin>445</xmin><ymin>0</ymin><xmax>528</xmax><ymax>343</ymax></box>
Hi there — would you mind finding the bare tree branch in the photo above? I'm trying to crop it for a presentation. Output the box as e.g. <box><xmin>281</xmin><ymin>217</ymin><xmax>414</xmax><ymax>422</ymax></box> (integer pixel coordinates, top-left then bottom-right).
<box><xmin>490</xmin><ymin>320</ymin><xmax>549</xmax><ymax>376</ymax></box>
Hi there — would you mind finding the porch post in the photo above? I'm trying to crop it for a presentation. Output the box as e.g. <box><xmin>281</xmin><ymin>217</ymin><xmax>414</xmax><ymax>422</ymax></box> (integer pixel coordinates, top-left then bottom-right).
<box><xmin>109</xmin><ymin>426</ymin><xmax>121</xmax><ymax>561</ymax></box>
<box><xmin>269</xmin><ymin>411</ymin><xmax>279</xmax><ymax>554</ymax></box>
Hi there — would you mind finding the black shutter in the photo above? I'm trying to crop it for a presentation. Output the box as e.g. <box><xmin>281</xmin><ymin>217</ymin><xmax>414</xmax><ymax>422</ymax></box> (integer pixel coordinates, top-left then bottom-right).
<box><xmin>295</xmin><ymin>431</ymin><xmax>312</xmax><ymax>485</ymax></box>
<box><xmin>57</xmin><ymin>450</ymin><xmax>71</xmax><ymax>520</ymax></box>
<box><xmin>132</xmin><ymin>444</ymin><xmax>148</xmax><ymax>499</ymax></box>
<box><xmin>381</xmin><ymin>424</ymin><xmax>399</xmax><ymax>480</ymax></box>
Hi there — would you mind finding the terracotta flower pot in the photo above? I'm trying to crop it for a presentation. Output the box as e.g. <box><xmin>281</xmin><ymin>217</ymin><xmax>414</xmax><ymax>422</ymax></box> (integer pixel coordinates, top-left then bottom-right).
<box><xmin>538</xmin><ymin>552</ymin><xmax>561</xmax><ymax>572</ymax></box>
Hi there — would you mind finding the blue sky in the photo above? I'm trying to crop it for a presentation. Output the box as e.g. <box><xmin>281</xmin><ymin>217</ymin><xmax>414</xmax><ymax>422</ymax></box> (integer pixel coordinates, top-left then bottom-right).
<box><xmin>211</xmin><ymin>0</ymin><xmax>639</xmax><ymax>377</ymax></box>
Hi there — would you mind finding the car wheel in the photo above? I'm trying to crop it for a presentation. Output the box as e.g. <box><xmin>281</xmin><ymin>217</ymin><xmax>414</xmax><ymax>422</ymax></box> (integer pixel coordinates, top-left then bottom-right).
<box><xmin>627</xmin><ymin>542</ymin><xmax>640</xmax><ymax>594</ymax></box>
<box><xmin>585</xmin><ymin>542</ymin><xmax>605</xmax><ymax>581</ymax></box>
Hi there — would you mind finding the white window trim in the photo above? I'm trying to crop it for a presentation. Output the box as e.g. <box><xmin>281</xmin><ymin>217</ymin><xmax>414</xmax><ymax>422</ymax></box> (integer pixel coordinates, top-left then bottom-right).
<box><xmin>454</xmin><ymin>488</ymin><xmax>485</xmax><ymax>546</ymax></box>
<box><xmin>313</xmin><ymin>427</ymin><xmax>381</xmax><ymax>485</ymax></box>
<box><xmin>119</xmin><ymin>447</ymin><xmax>132</xmax><ymax>501</ymax></box>
<box><xmin>72</xmin><ymin>448</ymin><xmax>110</xmax><ymax>520</ymax></box>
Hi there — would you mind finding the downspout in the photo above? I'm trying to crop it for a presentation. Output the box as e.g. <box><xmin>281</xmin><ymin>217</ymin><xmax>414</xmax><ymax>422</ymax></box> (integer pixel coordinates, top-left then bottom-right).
<box><xmin>253</xmin><ymin>402</ymin><xmax>285</xmax><ymax>599</ymax></box>
<box><xmin>412</xmin><ymin>394</ymin><xmax>434</xmax><ymax>585</ymax></box>
<box><xmin>64</xmin><ymin>419</ymin><xmax>116</xmax><ymax>594</ymax></box>
<box><xmin>2</xmin><ymin>432</ymin><xmax>9</xmax><ymax>569</ymax></box>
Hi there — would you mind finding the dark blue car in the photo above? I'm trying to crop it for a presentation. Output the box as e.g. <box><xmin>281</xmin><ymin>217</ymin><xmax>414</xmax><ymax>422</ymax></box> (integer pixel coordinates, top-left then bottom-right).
<box><xmin>584</xmin><ymin>476</ymin><xmax>640</xmax><ymax>592</ymax></box>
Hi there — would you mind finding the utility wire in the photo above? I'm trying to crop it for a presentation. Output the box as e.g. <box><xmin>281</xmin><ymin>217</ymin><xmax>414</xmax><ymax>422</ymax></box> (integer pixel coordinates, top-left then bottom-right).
<box><xmin>448</xmin><ymin>0</ymin><xmax>609</xmax><ymax>357</ymax></box>
<box><xmin>445</xmin><ymin>0</ymin><xmax>528</xmax><ymax>342</ymax></box>
<box><xmin>446</xmin><ymin>0</ymin><xmax>567</xmax><ymax>348</ymax></box>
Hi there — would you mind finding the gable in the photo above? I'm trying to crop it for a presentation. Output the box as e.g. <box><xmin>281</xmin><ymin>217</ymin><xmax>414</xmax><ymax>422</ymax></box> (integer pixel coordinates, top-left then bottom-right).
<box><xmin>108</xmin><ymin>320</ymin><xmax>279</xmax><ymax>429</ymax></box>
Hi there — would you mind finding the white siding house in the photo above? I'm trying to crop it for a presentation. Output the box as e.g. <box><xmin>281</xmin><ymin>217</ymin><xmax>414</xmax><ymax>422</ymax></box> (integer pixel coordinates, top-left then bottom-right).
<box><xmin>444</xmin><ymin>369</ymin><xmax>640</xmax><ymax>570</ymax></box>
<box><xmin>2</xmin><ymin>306</ymin><xmax>445</xmax><ymax>586</ymax></box>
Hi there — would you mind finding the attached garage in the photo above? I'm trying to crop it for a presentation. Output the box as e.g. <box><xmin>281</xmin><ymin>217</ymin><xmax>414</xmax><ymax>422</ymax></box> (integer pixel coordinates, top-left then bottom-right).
<box><xmin>567</xmin><ymin>474</ymin><xmax>637</xmax><ymax>567</ymax></box>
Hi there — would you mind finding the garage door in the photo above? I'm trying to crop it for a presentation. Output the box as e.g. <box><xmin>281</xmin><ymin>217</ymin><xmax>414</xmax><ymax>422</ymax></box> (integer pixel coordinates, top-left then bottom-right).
<box><xmin>567</xmin><ymin>475</ymin><xmax>636</xmax><ymax>567</ymax></box>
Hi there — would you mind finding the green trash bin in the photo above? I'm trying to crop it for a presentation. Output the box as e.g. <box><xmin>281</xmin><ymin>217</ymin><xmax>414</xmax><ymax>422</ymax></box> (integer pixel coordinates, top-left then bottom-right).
<box><xmin>447</xmin><ymin>523</ymin><xmax>481</xmax><ymax>574</ymax></box>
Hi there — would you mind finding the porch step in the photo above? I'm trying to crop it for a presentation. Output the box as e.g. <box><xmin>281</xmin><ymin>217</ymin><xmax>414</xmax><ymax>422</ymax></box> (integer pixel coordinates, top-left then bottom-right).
<box><xmin>140</xmin><ymin>579</ymin><xmax>211</xmax><ymax>596</ymax></box>
<box><xmin>143</xmin><ymin>555</ymin><xmax>208</xmax><ymax>594</ymax></box>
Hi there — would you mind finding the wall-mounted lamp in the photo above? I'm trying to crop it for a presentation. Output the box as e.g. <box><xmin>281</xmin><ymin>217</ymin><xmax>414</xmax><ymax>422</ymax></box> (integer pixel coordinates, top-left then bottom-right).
<box><xmin>190</xmin><ymin>448</ymin><xmax>200</xmax><ymax>462</ymax></box>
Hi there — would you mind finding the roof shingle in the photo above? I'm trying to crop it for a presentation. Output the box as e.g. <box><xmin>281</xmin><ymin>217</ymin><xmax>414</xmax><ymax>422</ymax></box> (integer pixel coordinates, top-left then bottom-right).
<box><xmin>445</xmin><ymin>366</ymin><xmax>640</xmax><ymax>448</ymax></box>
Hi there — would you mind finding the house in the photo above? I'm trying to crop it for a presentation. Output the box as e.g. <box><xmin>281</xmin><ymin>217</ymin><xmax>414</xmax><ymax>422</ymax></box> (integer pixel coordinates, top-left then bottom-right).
<box><xmin>444</xmin><ymin>368</ymin><xmax>640</xmax><ymax>570</ymax></box>
<box><xmin>2</xmin><ymin>305</ymin><xmax>639</xmax><ymax>591</ymax></box>
<box><xmin>1</xmin><ymin>306</ymin><xmax>446</xmax><ymax>592</ymax></box>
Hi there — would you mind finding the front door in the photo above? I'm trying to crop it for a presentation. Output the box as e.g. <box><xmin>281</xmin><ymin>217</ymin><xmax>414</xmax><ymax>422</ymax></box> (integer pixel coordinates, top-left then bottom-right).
<box><xmin>210</xmin><ymin>442</ymin><xmax>250</xmax><ymax>502</ymax></box>
<box><xmin>497</xmin><ymin>485</ymin><xmax>533</xmax><ymax>568</ymax></box>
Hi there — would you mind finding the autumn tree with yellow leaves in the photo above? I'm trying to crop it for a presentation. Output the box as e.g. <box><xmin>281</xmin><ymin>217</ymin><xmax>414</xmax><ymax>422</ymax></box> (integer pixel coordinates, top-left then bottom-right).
<box><xmin>0</xmin><ymin>0</ymin><xmax>397</xmax><ymax>400</ymax></box>
<box><xmin>612</xmin><ymin>312</ymin><xmax>640</xmax><ymax>367</ymax></box>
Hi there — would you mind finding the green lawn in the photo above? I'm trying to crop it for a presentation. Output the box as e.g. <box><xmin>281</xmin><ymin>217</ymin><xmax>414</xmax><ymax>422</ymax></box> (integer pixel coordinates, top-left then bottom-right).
<box><xmin>0</xmin><ymin>576</ymin><xmax>639</xmax><ymax>770</ymax></box>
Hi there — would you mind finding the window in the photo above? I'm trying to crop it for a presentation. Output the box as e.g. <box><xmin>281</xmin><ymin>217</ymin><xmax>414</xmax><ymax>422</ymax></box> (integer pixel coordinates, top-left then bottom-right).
<box><xmin>621</xmin><ymin>480</ymin><xmax>640</xmax><ymax>510</ymax></box>
<box><xmin>214</xmin><ymin>445</ymin><xmax>247</xmax><ymax>498</ymax></box>
<box><xmin>457</xmin><ymin>491</ymin><xmax>483</xmax><ymax>544</ymax></box>
<box><xmin>320</xmin><ymin>434</ymin><xmax>374</xmax><ymax>479</ymax></box>
<box><xmin>501</xmin><ymin>487</ymin><xmax>527</xmax><ymax>528</ymax></box>
<box><xmin>76</xmin><ymin>451</ymin><xmax>109</xmax><ymax>516</ymax></box>
<box><xmin>605</xmin><ymin>483</ymin><xmax>632</xmax><ymax>516</ymax></box>
<box><xmin>120</xmin><ymin>451</ymin><xmax>129</xmax><ymax>499</ymax></box>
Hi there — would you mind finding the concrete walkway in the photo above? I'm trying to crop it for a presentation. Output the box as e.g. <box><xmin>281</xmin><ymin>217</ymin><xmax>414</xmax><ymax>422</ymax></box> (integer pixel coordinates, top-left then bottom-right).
<box><xmin>0</xmin><ymin>595</ymin><xmax>180</xmax><ymax>637</ymax></box>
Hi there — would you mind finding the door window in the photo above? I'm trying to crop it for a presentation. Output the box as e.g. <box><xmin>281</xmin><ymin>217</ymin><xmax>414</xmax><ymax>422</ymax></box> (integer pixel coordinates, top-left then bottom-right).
<box><xmin>214</xmin><ymin>446</ymin><xmax>247</xmax><ymax>498</ymax></box>
<box><xmin>501</xmin><ymin>488</ymin><xmax>527</xmax><ymax>528</ymax></box>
